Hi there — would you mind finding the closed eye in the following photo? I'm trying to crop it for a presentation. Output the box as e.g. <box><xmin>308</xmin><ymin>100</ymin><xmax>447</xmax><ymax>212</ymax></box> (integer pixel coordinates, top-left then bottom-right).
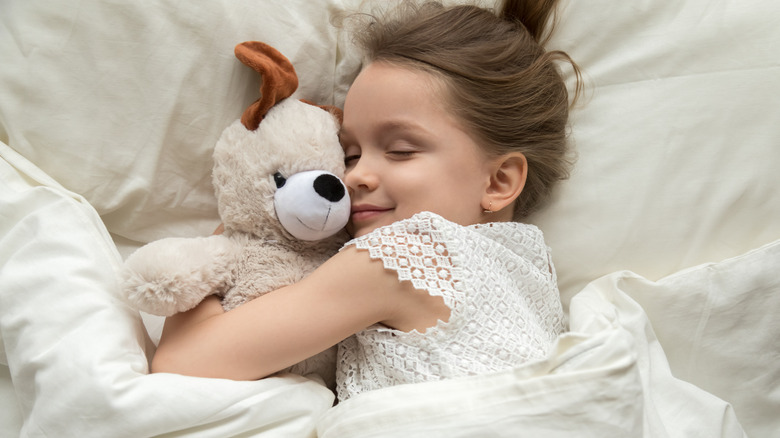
<box><xmin>387</xmin><ymin>150</ymin><xmax>417</xmax><ymax>160</ymax></box>
<box><xmin>344</xmin><ymin>154</ymin><xmax>360</xmax><ymax>166</ymax></box>
<box><xmin>342</xmin><ymin>141</ymin><xmax>361</xmax><ymax>167</ymax></box>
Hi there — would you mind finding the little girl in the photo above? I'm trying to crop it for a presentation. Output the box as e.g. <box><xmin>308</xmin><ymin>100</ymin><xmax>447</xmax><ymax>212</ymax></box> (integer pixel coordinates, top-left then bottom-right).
<box><xmin>152</xmin><ymin>0</ymin><xmax>582</xmax><ymax>403</ymax></box>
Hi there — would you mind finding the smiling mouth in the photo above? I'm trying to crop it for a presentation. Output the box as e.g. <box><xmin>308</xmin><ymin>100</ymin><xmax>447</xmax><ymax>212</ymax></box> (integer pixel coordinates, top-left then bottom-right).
<box><xmin>350</xmin><ymin>208</ymin><xmax>392</xmax><ymax>222</ymax></box>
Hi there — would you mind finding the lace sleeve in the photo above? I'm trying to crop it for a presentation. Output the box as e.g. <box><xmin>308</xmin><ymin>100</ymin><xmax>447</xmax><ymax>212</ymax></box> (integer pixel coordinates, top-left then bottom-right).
<box><xmin>342</xmin><ymin>212</ymin><xmax>461</xmax><ymax>306</ymax></box>
<box><xmin>336</xmin><ymin>213</ymin><xmax>564</xmax><ymax>402</ymax></box>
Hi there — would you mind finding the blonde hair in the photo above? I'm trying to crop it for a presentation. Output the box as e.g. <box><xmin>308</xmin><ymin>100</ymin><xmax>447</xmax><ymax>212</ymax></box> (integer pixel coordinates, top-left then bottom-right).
<box><xmin>349</xmin><ymin>0</ymin><xmax>581</xmax><ymax>219</ymax></box>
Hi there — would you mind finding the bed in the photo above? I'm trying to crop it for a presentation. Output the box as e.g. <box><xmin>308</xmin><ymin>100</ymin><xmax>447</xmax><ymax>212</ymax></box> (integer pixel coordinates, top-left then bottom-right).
<box><xmin>1</xmin><ymin>0</ymin><xmax>778</xmax><ymax>436</ymax></box>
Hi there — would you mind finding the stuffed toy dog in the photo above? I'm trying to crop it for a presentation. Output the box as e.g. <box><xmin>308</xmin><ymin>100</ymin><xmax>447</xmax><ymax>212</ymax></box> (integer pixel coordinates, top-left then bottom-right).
<box><xmin>123</xmin><ymin>41</ymin><xmax>350</xmax><ymax>386</ymax></box>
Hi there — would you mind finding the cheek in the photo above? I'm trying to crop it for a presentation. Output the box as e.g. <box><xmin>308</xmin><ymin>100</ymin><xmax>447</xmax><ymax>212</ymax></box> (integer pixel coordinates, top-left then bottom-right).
<box><xmin>437</xmin><ymin>165</ymin><xmax>488</xmax><ymax>211</ymax></box>
<box><xmin>420</xmin><ymin>174</ymin><xmax>476</xmax><ymax>207</ymax></box>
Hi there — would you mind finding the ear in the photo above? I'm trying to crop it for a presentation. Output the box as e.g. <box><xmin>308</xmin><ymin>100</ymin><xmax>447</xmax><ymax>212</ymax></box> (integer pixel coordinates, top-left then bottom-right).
<box><xmin>234</xmin><ymin>41</ymin><xmax>299</xmax><ymax>130</ymax></box>
<box><xmin>482</xmin><ymin>152</ymin><xmax>528</xmax><ymax>214</ymax></box>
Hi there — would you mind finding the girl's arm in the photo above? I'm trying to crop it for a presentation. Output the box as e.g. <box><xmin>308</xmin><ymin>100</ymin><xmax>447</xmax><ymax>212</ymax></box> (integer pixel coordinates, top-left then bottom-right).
<box><xmin>151</xmin><ymin>245</ymin><xmax>444</xmax><ymax>380</ymax></box>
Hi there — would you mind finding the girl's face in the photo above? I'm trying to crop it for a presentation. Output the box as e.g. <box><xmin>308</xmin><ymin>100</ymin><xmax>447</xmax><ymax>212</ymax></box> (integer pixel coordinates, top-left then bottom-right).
<box><xmin>340</xmin><ymin>62</ymin><xmax>496</xmax><ymax>238</ymax></box>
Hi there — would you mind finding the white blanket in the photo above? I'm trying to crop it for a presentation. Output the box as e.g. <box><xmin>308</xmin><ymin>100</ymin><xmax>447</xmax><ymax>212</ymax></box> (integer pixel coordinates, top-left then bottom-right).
<box><xmin>0</xmin><ymin>144</ymin><xmax>334</xmax><ymax>437</ymax></box>
<box><xmin>319</xmin><ymin>252</ymin><xmax>780</xmax><ymax>437</ymax></box>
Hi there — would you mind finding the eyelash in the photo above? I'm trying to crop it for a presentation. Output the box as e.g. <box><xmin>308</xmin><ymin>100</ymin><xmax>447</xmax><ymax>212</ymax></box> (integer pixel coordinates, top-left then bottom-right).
<box><xmin>343</xmin><ymin>147</ymin><xmax>417</xmax><ymax>165</ymax></box>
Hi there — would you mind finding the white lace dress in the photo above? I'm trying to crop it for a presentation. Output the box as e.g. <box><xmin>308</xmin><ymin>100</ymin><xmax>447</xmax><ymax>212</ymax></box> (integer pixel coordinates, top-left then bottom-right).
<box><xmin>336</xmin><ymin>212</ymin><xmax>565</xmax><ymax>402</ymax></box>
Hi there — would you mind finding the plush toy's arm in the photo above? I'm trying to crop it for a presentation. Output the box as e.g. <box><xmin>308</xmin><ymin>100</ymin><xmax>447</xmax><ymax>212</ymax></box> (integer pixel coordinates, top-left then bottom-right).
<box><xmin>123</xmin><ymin>235</ymin><xmax>240</xmax><ymax>316</ymax></box>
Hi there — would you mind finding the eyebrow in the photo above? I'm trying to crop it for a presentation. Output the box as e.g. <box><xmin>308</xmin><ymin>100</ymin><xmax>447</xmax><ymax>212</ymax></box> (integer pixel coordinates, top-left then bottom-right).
<box><xmin>380</xmin><ymin>119</ymin><xmax>432</xmax><ymax>136</ymax></box>
<box><xmin>340</xmin><ymin>118</ymin><xmax>433</xmax><ymax>141</ymax></box>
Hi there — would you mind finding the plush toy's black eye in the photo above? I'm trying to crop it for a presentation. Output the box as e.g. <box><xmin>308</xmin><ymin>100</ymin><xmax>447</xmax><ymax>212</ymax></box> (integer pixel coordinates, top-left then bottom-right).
<box><xmin>273</xmin><ymin>172</ymin><xmax>287</xmax><ymax>188</ymax></box>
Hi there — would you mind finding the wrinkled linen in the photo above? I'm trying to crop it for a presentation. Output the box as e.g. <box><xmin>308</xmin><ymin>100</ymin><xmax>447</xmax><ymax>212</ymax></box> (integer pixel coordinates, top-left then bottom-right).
<box><xmin>0</xmin><ymin>143</ymin><xmax>335</xmax><ymax>437</ymax></box>
<box><xmin>3</xmin><ymin>0</ymin><xmax>780</xmax><ymax>435</ymax></box>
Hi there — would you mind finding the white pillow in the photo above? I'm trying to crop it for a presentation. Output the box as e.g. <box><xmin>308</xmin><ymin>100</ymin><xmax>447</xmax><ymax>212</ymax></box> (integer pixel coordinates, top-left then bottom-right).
<box><xmin>0</xmin><ymin>0</ymin><xmax>362</xmax><ymax>254</ymax></box>
<box><xmin>5</xmin><ymin>0</ymin><xmax>776</xmax><ymax>296</ymax></box>
<box><xmin>535</xmin><ymin>0</ymin><xmax>780</xmax><ymax>304</ymax></box>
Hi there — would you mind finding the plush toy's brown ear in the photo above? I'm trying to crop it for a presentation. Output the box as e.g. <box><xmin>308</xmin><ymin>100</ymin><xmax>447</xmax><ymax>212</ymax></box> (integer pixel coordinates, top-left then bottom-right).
<box><xmin>235</xmin><ymin>41</ymin><xmax>299</xmax><ymax>131</ymax></box>
<box><xmin>300</xmin><ymin>99</ymin><xmax>344</xmax><ymax>125</ymax></box>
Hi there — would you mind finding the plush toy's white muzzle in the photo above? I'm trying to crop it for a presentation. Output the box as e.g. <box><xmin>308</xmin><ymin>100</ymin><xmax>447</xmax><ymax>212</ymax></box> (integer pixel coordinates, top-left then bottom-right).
<box><xmin>274</xmin><ymin>170</ymin><xmax>350</xmax><ymax>241</ymax></box>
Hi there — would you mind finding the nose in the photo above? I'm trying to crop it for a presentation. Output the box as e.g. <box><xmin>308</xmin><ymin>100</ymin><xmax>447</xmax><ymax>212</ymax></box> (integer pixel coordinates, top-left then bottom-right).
<box><xmin>313</xmin><ymin>173</ymin><xmax>346</xmax><ymax>202</ymax></box>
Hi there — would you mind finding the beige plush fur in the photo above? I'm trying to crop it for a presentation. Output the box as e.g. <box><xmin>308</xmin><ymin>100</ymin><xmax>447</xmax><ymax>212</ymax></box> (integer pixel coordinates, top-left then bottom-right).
<box><xmin>123</xmin><ymin>42</ymin><xmax>349</xmax><ymax>388</ymax></box>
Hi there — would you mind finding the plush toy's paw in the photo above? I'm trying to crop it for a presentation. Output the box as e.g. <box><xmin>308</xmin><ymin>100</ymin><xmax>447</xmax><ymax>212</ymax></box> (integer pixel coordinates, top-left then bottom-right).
<box><xmin>122</xmin><ymin>235</ymin><xmax>239</xmax><ymax>316</ymax></box>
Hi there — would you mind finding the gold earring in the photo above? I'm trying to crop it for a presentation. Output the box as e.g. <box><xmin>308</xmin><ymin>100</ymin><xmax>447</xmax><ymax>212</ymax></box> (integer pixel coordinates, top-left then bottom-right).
<box><xmin>483</xmin><ymin>200</ymin><xmax>493</xmax><ymax>214</ymax></box>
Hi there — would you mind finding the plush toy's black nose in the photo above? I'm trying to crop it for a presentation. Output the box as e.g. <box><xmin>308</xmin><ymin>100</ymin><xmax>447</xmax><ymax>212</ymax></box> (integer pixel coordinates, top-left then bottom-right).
<box><xmin>313</xmin><ymin>173</ymin><xmax>346</xmax><ymax>202</ymax></box>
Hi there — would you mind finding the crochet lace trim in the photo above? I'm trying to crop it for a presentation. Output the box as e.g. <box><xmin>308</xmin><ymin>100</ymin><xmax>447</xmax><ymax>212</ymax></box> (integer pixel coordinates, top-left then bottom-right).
<box><xmin>336</xmin><ymin>212</ymin><xmax>565</xmax><ymax>401</ymax></box>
